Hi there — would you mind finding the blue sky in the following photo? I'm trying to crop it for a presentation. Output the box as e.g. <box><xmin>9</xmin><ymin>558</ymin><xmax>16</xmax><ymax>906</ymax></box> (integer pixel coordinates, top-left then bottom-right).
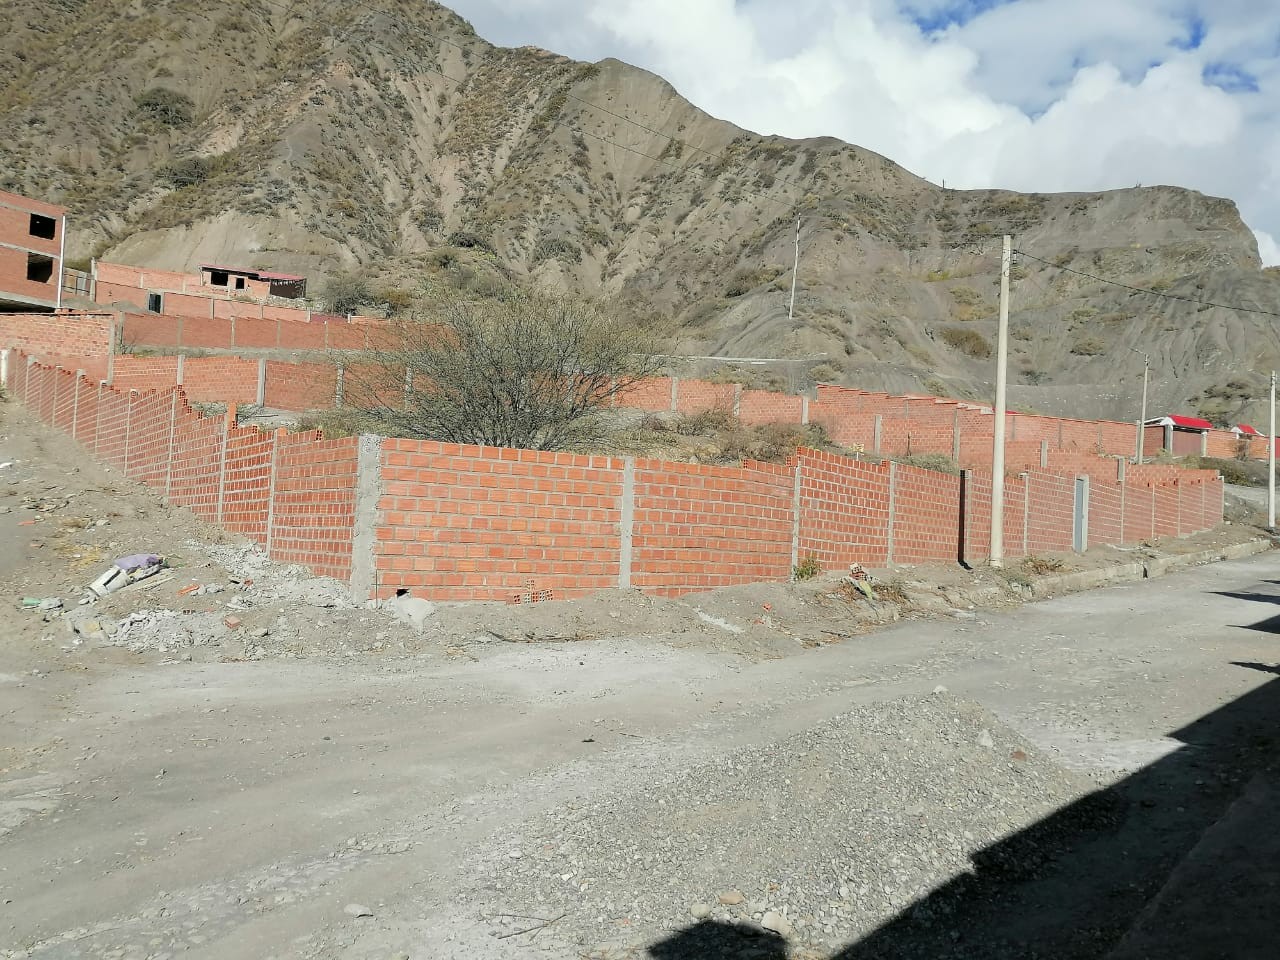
<box><xmin>445</xmin><ymin>0</ymin><xmax>1280</xmax><ymax>264</ymax></box>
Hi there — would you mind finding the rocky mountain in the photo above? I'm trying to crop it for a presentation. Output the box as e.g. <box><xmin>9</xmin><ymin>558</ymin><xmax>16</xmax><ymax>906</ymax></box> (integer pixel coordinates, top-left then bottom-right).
<box><xmin>4</xmin><ymin>0</ymin><xmax>1280</xmax><ymax>422</ymax></box>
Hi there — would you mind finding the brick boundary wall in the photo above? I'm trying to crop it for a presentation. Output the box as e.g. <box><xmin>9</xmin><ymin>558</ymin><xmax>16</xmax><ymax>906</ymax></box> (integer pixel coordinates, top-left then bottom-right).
<box><xmin>3</xmin><ymin>349</ymin><xmax>1224</xmax><ymax>605</ymax></box>
<box><xmin>7</xmin><ymin>313</ymin><xmax>1276</xmax><ymax>466</ymax></box>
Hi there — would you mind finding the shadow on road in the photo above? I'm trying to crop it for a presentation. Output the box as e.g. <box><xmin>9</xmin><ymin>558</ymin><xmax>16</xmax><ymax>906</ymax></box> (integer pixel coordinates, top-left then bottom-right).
<box><xmin>650</xmin><ymin>674</ymin><xmax>1280</xmax><ymax>959</ymax></box>
<box><xmin>648</xmin><ymin>920</ymin><xmax>787</xmax><ymax>960</ymax></box>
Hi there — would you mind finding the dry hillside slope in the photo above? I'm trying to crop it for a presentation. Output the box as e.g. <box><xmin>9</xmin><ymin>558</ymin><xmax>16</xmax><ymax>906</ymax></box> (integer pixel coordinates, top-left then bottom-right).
<box><xmin>3</xmin><ymin>0</ymin><xmax>1280</xmax><ymax>421</ymax></box>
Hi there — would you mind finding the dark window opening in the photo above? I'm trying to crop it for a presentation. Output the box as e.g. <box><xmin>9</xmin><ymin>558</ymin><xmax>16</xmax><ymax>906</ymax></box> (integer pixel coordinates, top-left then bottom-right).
<box><xmin>29</xmin><ymin>213</ymin><xmax>56</xmax><ymax>240</ymax></box>
<box><xmin>147</xmin><ymin>292</ymin><xmax>163</xmax><ymax>313</ymax></box>
<box><xmin>26</xmin><ymin>253</ymin><xmax>54</xmax><ymax>284</ymax></box>
<box><xmin>209</xmin><ymin>270</ymin><xmax>229</xmax><ymax>287</ymax></box>
<box><xmin>234</xmin><ymin>276</ymin><xmax>246</xmax><ymax>290</ymax></box>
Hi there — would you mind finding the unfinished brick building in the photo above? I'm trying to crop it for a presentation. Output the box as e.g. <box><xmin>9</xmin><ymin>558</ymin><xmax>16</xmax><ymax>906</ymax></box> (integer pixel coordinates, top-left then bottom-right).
<box><xmin>0</xmin><ymin>190</ymin><xmax>66</xmax><ymax>312</ymax></box>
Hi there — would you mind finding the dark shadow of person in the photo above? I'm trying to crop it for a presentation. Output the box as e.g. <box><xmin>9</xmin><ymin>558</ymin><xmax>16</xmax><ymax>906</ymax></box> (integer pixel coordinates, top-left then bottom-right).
<box><xmin>648</xmin><ymin>919</ymin><xmax>788</xmax><ymax>960</ymax></box>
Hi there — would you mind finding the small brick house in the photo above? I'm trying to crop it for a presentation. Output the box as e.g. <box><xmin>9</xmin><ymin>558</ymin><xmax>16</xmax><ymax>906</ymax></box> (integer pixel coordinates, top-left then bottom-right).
<box><xmin>199</xmin><ymin>265</ymin><xmax>307</xmax><ymax>300</ymax></box>
<box><xmin>0</xmin><ymin>190</ymin><xmax>66</xmax><ymax>312</ymax></box>
<box><xmin>1144</xmin><ymin>414</ymin><xmax>1211</xmax><ymax>456</ymax></box>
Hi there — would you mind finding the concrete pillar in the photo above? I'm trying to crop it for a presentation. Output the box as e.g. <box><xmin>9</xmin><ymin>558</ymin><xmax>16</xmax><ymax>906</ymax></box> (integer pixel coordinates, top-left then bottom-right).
<box><xmin>256</xmin><ymin>358</ymin><xmax>267</xmax><ymax>407</ymax></box>
<box><xmin>1057</xmin><ymin>421</ymin><xmax>1064</xmax><ymax>450</ymax></box>
<box><xmin>670</xmin><ymin>376</ymin><xmax>679</xmax><ymax>412</ymax></box>
<box><xmin>214</xmin><ymin>405</ymin><xmax>235</xmax><ymax>525</ymax></box>
<box><xmin>1072</xmin><ymin>475</ymin><xmax>1090</xmax><ymax>553</ymax></box>
<box><xmin>1164</xmin><ymin>424</ymin><xmax>1173</xmax><ymax>452</ymax></box>
<box><xmin>0</xmin><ymin>348</ymin><xmax>8</xmax><ymax>389</ymax></box>
<box><xmin>1019</xmin><ymin>472</ymin><xmax>1030</xmax><ymax>556</ymax></box>
<box><xmin>873</xmin><ymin>415</ymin><xmax>883</xmax><ymax>454</ymax></box>
<box><xmin>886</xmin><ymin>461</ymin><xmax>898</xmax><ymax>564</ymax></box>
<box><xmin>25</xmin><ymin>356</ymin><xmax>35</xmax><ymax>406</ymax></box>
<box><xmin>163</xmin><ymin>391</ymin><xmax>179</xmax><ymax>502</ymax></box>
<box><xmin>801</xmin><ymin>395</ymin><xmax>810</xmax><ymax>426</ymax></box>
<box><xmin>1040</xmin><ymin>440</ymin><xmax>1048</xmax><ymax>469</ymax></box>
<box><xmin>176</xmin><ymin>353</ymin><xmax>185</xmax><ymax>386</ymax></box>
<box><xmin>265</xmin><ymin>429</ymin><xmax>284</xmax><ymax>557</ymax></box>
<box><xmin>618</xmin><ymin>458</ymin><xmax>635</xmax><ymax>589</ymax></box>
<box><xmin>733</xmin><ymin>384</ymin><xmax>743</xmax><ymax>419</ymax></box>
<box><xmin>1200</xmin><ymin>431</ymin><xmax>1208</xmax><ymax>457</ymax></box>
<box><xmin>335</xmin><ymin>365</ymin><xmax>345</xmax><ymax>408</ymax></box>
<box><xmin>349</xmin><ymin>435</ymin><xmax>383</xmax><ymax>602</ymax></box>
<box><xmin>952</xmin><ymin>409</ymin><xmax>961</xmax><ymax>462</ymax></box>
<box><xmin>123</xmin><ymin>390</ymin><xmax>137</xmax><ymax>476</ymax></box>
<box><xmin>71</xmin><ymin>370</ymin><xmax>84</xmax><ymax>440</ymax></box>
<box><xmin>790</xmin><ymin>463</ymin><xmax>803</xmax><ymax>575</ymax></box>
<box><xmin>92</xmin><ymin>381</ymin><xmax>104</xmax><ymax>455</ymax></box>
<box><xmin>230</xmin><ymin>315</ymin><xmax>236</xmax><ymax>348</ymax></box>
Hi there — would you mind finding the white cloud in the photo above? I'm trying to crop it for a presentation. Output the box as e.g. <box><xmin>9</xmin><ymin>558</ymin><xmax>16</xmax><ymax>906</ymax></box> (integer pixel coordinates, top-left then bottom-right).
<box><xmin>448</xmin><ymin>0</ymin><xmax>1280</xmax><ymax>265</ymax></box>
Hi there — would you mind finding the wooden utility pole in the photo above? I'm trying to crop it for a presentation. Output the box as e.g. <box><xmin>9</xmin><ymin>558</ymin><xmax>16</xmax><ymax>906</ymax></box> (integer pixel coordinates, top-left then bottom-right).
<box><xmin>788</xmin><ymin>217</ymin><xmax>800</xmax><ymax>323</ymax></box>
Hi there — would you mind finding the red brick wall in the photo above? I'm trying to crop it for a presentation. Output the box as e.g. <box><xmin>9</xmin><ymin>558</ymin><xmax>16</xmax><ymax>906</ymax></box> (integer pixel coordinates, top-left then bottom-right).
<box><xmin>631</xmin><ymin>459</ymin><xmax>794</xmax><ymax>594</ymax></box>
<box><xmin>6</xmin><ymin>351</ymin><xmax>1230</xmax><ymax>603</ymax></box>
<box><xmin>795</xmin><ymin>449</ymin><xmax>891</xmax><ymax>567</ymax></box>
<box><xmin>739</xmin><ymin>389</ymin><xmax>803</xmax><ymax>425</ymax></box>
<box><xmin>0</xmin><ymin>312</ymin><xmax>115</xmax><ymax>377</ymax></box>
<box><xmin>264</xmin><ymin>361</ymin><xmax>337</xmax><ymax>410</ymax></box>
<box><xmin>893</xmin><ymin>463</ymin><xmax>966</xmax><ymax>564</ymax></box>
<box><xmin>376</xmin><ymin>441</ymin><xmax>625</xmax><ymax>601</ymax></box>
<box><xmin>269</xmin><ymin>433</ymin><xmax>359</xmax><ymax>581</ymax></box>
<box><xmin>181</xmin><ymin>357</ymin><xmax>259</xmax><ymax>405</ymax></box>
<box><xmin>675</xmin><ymin>380</ymin><xmax>735</xmax><ymax>415</ymax></box>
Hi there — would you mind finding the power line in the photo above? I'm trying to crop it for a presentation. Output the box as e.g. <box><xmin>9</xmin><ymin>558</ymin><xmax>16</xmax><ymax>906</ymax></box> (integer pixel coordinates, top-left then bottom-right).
<box><xmin>1015</xmin><ymin>249</ymin><xmax>1280</xmax><ymax>320</ymax></box>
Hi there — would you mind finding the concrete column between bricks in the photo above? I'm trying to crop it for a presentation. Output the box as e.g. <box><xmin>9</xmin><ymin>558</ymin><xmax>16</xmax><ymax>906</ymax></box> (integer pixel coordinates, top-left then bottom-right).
<box><xmin>176</xmin><ymin>353</ymin><xmax>185</xmax><ymax>386</ymax></box>
<box><xmin>335</xmin><ymin>365</ymin><xmax>345</xmax><ymax>408</ymax></box>
<box><xmin>349</xmin><ymin>434</ymin><xmax>383</xmax><ymax>602</ymax></box>
<box><xmin>1019</xmin><ymin>472</ymin><xmax>1030</xmax><ymax>556</ymax></box>
<box><xmin>733</xmin><ymin>384</ymin><xmax>743</xmax><ymax>418</ymax></box>
<box><xmin>801</xmin><ymin>396</ymin><xmax>810</xmax><ymax>425</ymax></box>
<box><xmin>215</xmin><ymin>406</ymin><xmax>234</xmax><ymax>526</ymax></box>
<box><xmin>1119</xmin><ymin>475</ymin><xmax>1126</xmax><ymax>543</ymax></box>
<box><xmin>873</xmin><ymin>415</ymin><xmax>883</xmax><ymax>454</ymax></box>
<box><xmin>886</xmin><ymin>461</ymin><xmax>898</xmax><ymax>564</ymax></box>
<box><xmin>0</xmin><ymin>349</ymin><xmax>8</xmax><ymax>389</ymax></box>
<box><xmin>72</xmin><ymin>370</ymin><xmax>83</xmax><ymax>439</ymax></box>
<box><xmin>51</xmin><ymin>368</ymin><xmax>60</xmax><ymax>426</ymax></box>
<box><xmin>1073</xmin><ymin>475</ymin><xmax>1089</xmax><ymax>553</ymax></box>
<box><xmin>163</xmin><ymin>391</ymin><xmax>178</xmax><ymax>501</ymax></box>
<box><xmin>618</xmin><ymin>458</ymin><xmax>635</xmax><ymax>589</ymax></box>
<box><xmin>1011</xmin><ymin>414</ymin><xmax>1018</xmax><ymax>441</ymax></box>
<box><xmin>1040</xmin><ymin>440</ymin><xmax>1048</xmax><ymax>469</ymax></box>
<box><xmin>790</xmin><ymin>464</ymin><xmax>802</xmax><ymax>575</ymax></box>
<box><xmin>93</xmin><ymin>381</ymin><xmax>103</xmax><ymax>455</ymax></box>
<box><xmin>265</xmin><ymin>429</ymin><xmax>283</xmax><ymax>557</ymax></box>
<box><xmin>256</xmin><ymin>358</ymin><xmax>267</xmax><ymax>407</ymax></box>
<box><xmin>1200</xmin><ymin>432</ymin><xmax>1208</xmax><ymax>457</ymax></box>
<box><xmin>230</xmin><ymin>315</ymin><xmax>236</xmax><ymax>348</ymax></box>
<box><xmin>25</xmin><ymin>356</ymin><xmax>35</xmax><ymax>406</ymax></box>
<box><xmin>952</xmin><ymin>410</ymin><xmax>961</xmax><ymax>461</ymax></box>
<box><xmin>1057</xmin><ymin>422</ymin><xmax>1063</xmax><ymax>450</ymax></box>
<box><xmin>670</xmin><ymin>377</ymin><xmax>679</xmax><ymax>412</ymax></box>
<box><xmin>123</xmin><ymin>391</ymin><xmax>136</xmax><ymax>476</ymax></box>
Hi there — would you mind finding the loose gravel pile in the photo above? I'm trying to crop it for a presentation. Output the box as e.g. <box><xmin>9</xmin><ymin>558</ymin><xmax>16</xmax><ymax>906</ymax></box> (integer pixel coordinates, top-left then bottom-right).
<box><xmin>460</xmin><ymin>693</ymin><xmax>1118</xmax><ymax>958</ymax></box>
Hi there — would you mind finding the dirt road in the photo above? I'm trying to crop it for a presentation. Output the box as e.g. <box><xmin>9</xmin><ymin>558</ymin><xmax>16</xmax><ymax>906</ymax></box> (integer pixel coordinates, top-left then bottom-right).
<box><xmin>3</xmin><ymin>404</ymin><xmax>1279</xmax><ymax>959</ymax></box>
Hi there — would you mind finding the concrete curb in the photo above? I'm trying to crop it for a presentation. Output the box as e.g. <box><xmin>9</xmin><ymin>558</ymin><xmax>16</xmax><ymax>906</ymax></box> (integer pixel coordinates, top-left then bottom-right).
<box><xmin>1029</xmin><ymin>538</ymin><xmax>1274</xmax><ymax>598</ymax></box>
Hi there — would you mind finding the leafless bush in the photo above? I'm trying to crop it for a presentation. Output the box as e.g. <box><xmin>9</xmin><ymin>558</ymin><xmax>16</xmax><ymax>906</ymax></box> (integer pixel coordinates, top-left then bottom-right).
<box><xmin>344</xmin><ymin>293</ymin><xmax>668</xmax><ymax>450</ymax></box>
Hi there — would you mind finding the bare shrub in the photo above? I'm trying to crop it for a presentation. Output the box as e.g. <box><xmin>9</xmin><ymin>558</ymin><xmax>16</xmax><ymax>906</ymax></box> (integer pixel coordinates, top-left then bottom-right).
<box><xmin>344</xmin><ymin>293</ymin><xmax>668</xmax><ymax>450</ymax></box>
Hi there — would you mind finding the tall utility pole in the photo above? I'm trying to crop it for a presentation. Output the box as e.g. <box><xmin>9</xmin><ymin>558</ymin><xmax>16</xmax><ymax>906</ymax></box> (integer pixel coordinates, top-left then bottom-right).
<box><xmin>788</xmin><ymin>217</ymin><xmax>801</xmax><ymax>323</ymax></box>
<box><xmin>990</xmin><ymin>235</ymin><xmax>1012</xmax><ymax>568</ymax></box>
<box><xmin>1269</xmin><ymin>370</ymin><xmax>1276</xmax><ymax>530</ymax></box>
<box><xmin>1136</xmin><ymin>351</ymin><xmax>1150</xmax><ymax>462</ymax></box>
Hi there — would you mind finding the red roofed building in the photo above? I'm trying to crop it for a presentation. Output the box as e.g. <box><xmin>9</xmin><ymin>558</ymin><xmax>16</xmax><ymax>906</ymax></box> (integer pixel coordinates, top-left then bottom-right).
<box><xmin>1231</xmin><ymin>423</ymin><xmax>1261</xmax><ymax>438</ymax></box>
<box><xmin>1144</xmin><ymin>414</ymin><xmax>1211</xmax><ymax>457</ymax></box>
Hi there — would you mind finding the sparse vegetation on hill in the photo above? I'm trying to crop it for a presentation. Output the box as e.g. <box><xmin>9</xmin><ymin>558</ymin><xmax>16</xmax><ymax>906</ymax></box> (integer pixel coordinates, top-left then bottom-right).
<box><xmin>2</xmin><ymin>0</ymin><xmax>1279</xmax><ymax>423</ymax></box>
